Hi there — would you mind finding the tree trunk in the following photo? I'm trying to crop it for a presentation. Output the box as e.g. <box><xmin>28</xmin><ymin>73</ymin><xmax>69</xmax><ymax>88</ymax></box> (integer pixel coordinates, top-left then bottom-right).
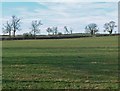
<box><xmin>34</xmin><ymin>31</ymin><xmax>36</xmax><ymax>39</ymax></box>
<box><xmin>109</xmin><ymin>30</ymin><xmax>112</xmax><ymax>35</ymax></box>
<box><xmin>13</xmin><ymin>30</ymin><xmax>15</xmax><ymax>37</ymax></box>
<box><xmin>91</xmin><ymin>30</ymin><xmax>94</xmax><ymax>35</ymax></box>
<box><xmin>53</xmin><ymin>32</ymin><xmax>54</xmax><ymax>35</ymax></box>
<box><xmin>9</xmin><ymin>31</ymin><xmax>11</xmax><ymax>38</ymax></box>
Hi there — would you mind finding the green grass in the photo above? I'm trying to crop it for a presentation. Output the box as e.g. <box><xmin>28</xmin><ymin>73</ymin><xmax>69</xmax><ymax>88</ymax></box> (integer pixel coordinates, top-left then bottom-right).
<box><xmin>2</xmin><ymin>36</ymin><xmax>119</xmax><ymax>89</ymax></box>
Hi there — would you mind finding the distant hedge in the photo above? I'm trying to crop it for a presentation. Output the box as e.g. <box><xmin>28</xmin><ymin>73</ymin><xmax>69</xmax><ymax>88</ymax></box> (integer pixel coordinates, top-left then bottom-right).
<box><xmin>1</xmin><ymin>34</ymin><xmax>120</xmax><ymax>40</ymax></box>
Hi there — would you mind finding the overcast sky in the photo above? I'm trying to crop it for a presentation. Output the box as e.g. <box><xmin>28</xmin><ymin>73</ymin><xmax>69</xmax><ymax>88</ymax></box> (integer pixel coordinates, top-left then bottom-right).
<box><xmin>1</xmin><ymin>2</ymin><xmax>118</xmax><ymax>35</ymax></box>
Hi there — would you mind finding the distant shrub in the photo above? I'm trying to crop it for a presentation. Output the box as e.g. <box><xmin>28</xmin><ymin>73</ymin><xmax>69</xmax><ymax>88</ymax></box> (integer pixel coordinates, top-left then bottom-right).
<box><xmin>23</xmin><ymin>33</ymin><xmax>33</xmax><ymax>38</ymax></box>
<box><xmin>58</xmin><ymin>32</ymin><xmax>62</xmax><ymax>35</ymax></box>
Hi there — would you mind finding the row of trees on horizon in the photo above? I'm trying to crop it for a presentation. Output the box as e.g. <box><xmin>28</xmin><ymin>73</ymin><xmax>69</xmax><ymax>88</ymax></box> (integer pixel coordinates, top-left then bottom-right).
<box><xmin>2</xmin><ymin>15</ymin><xmax>117</xmax><ymax>38</ymax></box>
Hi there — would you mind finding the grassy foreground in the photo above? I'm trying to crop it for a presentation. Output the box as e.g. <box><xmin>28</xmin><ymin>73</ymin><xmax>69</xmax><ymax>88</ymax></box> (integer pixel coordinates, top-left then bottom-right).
<box><xmin>2</xmin><ymin>36</ymin><xmax>119</xmax><ymax>89</ymax></box>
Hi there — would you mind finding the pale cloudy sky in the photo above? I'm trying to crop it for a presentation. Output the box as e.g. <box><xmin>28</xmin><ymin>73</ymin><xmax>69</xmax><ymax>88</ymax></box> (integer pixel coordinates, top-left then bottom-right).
<box><xmin>0</xmin><ymin>1</ymin><xmax>118</xmax><ymax>35</ymax></box>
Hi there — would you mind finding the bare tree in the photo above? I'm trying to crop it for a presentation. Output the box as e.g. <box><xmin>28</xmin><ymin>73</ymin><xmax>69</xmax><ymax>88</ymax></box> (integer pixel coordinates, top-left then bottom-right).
<box><xmin>46</xmin><ymin>27</ymin><xmax>50</xmax><ymax>35</ymax></box>
<box><xmin>85</xmin><ymin>23</ymin><xmax>99</xmax><ymax>35</ymax></box>
<box><xmin>31</xmin><ymin>20</ymin><xmax>42</xmax><ymax>38</ymax></box>
<box><xmin>64</xmin><ymin>26</ymin><xmax>69</xmax><ymax>34</ymax></box>
<box><xmin>2</xmin><ymin>21</ymin><xmax>12</xmax><ymax>38</ymax></box>
<box><xmin>46</xmin><ymin>27</ymin><xmax>52</xmax><ymax>35</ymax></box>
<box><xmin>70</xmin><ymin>28</ymin><xmax>73</xmax><ymax>34</ymax></box>
<box><xmin>12</xmin><ymin>15</ymin><xmax>21</xmax><ymax>37</ymax></box>
<box><xmin>52</xmin><ymin>27</ymin><xmax>58</xmax><ymax>35</ymax></box>
<box><xmin>104</xmin><ymin>21</ymin><xmax>117</xmax><ymax>34</ymax></box>
<box><xmin>46</xmin><ymin>27</ymin><xmax>58</xmax><ymax>35</ymax></box>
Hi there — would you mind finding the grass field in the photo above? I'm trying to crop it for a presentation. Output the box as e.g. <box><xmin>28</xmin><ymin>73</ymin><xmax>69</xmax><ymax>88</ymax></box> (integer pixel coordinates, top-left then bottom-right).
<box><xmin>2</xmin><ymin>36</ymin><xmax>119</xmax><ymax>89</ymax></box>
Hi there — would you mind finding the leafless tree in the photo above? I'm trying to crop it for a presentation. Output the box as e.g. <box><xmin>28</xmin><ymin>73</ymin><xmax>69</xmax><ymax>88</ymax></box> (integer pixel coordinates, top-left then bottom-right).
<box><xmin>104</xmin><ymin>21</ymin><xmax>117</xmax><ymax>34</ymax></box>
<box><xmin>85</xmin><ymin>23</ymin><xmax>99</xmax><ymax>35</ymax></box>
<box><xmin>46</xmin><ymin>27</ymin><xmax>58</xmax><ymax>35</ymax></box>
<box><xmin>12</xmin><ymin>15</ymin><xmax>21</xmax><ymax>37</ymax></box>
<box><xmin>31</xmin><ymin>20</ymin><xmax>42</xmax><ymax>38</ymax></box>
<box><xmin>2</xmin><ymin>21</ymin><xmax>12</xmax><ymax>38</ymax></box>
<box><xmin>64</xmin><ymin>26</ymin><xmax>69</xmax><ymax>34</ymax></box>
<box><xmin>46</xmin><ymin>27</ymin><xmax>52</xmax><ymax>35</ymax></box>
<box><xmin>52</xmin><ymin>27</ymin><xmax>58</xmax><ymax>35</ymax></box>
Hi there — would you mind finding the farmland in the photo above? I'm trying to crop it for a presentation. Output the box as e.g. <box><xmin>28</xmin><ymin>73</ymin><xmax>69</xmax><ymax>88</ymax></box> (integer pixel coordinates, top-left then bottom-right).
<box><xmin>2</xmin><ymin>36</ymin><xmax>119</xmax><ymax>89</ymax></box>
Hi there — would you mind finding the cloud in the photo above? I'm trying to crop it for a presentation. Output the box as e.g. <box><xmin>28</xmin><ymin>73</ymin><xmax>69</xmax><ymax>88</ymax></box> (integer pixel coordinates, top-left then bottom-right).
<box><xmin>2</xmin><ymin>0</ymin><xmax>119</xmax><ymax>2</ymax></box>
<box><xmin>1</xmin><ymin>2</ymin><xmax>118</xmax><ymax>35</ymax></box>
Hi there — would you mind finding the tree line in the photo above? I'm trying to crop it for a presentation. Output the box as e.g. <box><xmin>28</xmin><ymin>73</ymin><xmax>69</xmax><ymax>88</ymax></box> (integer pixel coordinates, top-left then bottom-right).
<box><xmin>2</xmin><ymin>15</ymin><xmax>117</xmax><ymax>38</ymax></box>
